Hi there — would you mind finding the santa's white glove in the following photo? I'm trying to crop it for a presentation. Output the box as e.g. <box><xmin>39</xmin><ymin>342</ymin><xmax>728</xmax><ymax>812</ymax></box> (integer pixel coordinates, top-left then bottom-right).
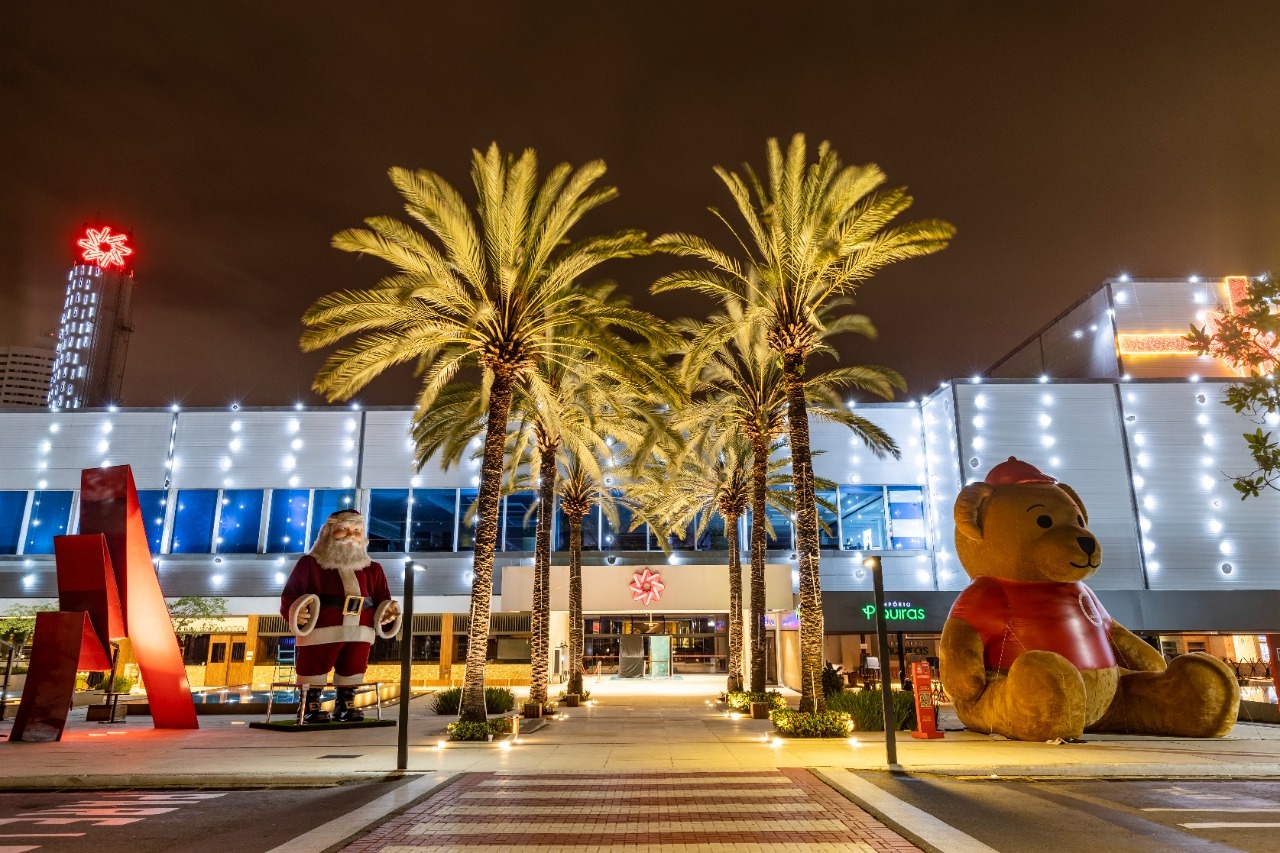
<box><xmin>379</xmin><ymin>600</ymin><xmax>401</xmax><ymax>626</ymax></box>
<box><xmin>373</xmin><ymin>599</ymin><xmax>403</xmax><ymax>640</ymax></box>
<box><xmin>296</xmin><ymin>603</ymin><xmax>311</xmax><ymax>624</ymax></box>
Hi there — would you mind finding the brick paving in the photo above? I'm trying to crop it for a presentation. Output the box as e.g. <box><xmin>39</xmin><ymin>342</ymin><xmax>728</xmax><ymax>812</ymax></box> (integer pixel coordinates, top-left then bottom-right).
<box><xmin>340</xmin><ymin>769</ymin><xmax>919</xmax><ymax>852</ymax></box>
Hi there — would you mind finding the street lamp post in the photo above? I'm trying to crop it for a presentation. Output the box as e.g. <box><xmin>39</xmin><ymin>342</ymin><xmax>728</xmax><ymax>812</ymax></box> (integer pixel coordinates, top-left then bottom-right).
<box><xmin>396</xmin><ymin>558</ymin><xmax>417</xmax><ymax>771</ymax></box>
<box><xmin>864</xmin><ymin>555</ymin><xmax>898</xmax><ymax>768</ymax></box>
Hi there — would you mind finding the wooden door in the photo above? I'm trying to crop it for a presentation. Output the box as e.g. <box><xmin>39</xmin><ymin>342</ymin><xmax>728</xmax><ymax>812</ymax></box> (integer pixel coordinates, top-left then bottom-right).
<box><xmin>226</xmin><ymin>638</ymin><xmax>254</xmax><ymax>686</ymax></box>
<box><xmin>205</xmin><ymin>635</ymin><xmax>230</xmax><ymax>686</ymax></box>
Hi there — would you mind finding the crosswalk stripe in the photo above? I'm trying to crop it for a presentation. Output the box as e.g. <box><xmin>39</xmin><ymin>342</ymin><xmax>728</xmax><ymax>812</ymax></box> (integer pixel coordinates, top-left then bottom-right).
<box><xmin>1180</xmin><ymin>822</ymin><xmax>1280</xmax><ymax>829</ymax></box>
<box><xmin>406</xmin><ymin>819</ymin><xmax>852</xmax><ymax>835</ymax></box>
<box><xmin>382</xmin><ymin>845</ymin><xmax>878</xmax><ymax>853</ymax></box>
<box><xmin>477</xmin><ymin>775</ymin><xmax>792</xmax><ymax>786</ymax></box>
<box><xmin>436</xmin><ymin>803</ymin><xmax>825</xmax><ymax>815</ymax></box>
<box><xmin>460</xmin><ymin>789</ymin><xmax>807</xmax><ymax>799</ymax></box>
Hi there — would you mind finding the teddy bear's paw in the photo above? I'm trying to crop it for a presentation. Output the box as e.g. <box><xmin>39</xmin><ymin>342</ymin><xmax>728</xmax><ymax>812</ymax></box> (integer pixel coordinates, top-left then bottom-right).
<box><xmin>1003</xmin><ymin>651</ymin><xmax>1088</xmax><ymax>741</ymax></box>
<box><xmin>1159</xmin><ymin>653</ymin><xmax>1240</xmax><ymax>737</ymax></box>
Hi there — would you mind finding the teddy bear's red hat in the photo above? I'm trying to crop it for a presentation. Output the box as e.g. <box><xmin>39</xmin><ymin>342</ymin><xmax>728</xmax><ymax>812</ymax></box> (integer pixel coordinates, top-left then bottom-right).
<box><xmin>985</xmin><ymin>456</ymin><xmax>1057</xmax><ymax>486</ymax></box>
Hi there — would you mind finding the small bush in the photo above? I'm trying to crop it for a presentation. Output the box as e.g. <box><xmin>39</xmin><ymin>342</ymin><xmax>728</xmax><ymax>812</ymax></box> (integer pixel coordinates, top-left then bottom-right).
<box><xmin>822</xmin><ymin>662</ymin><xmax>845</xmax><ymax>698</ymax></box>
<box><xmin>446</xmin><ymin>719</ymin><xmax>506</xmax><ymax>741</ymax></box>
<box><xmin>725</xmin><ymin>690</ymin><xmax>787</xmax><ymax>712</ymax></box>
<box><xmin>770</xmin><ymin>709</ymin><xmax>853</xmax><ymax>738</ymax></box>
<box><xmin>826</xmin><ymin>688</ymin><xmax>917</xmax><ymax>731</ymax></box>
<box><xmin>99</xmin><ymin>675</ymin><xmax>136</xmax><ymax>694</ymax></box>
<box><xmin>431</xmin><ymin>686</ymin><xmax>518</xmax><ymax>715</ymax></box>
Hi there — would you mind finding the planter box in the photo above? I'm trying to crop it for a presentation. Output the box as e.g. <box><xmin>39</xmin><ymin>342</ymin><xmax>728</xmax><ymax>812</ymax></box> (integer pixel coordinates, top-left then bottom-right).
<box><xmin>750</xmin><ymin>701</ymin><xmax>771</xmax><ymax>720</ymax></box>
<box><xmin>564</xmin><ymin>693</ymin><xmax>580</xmax><ymax>708</ymax></box>
<box><xmin>522</xmin><ymin>701</ymin><xmax>543</xmax><ymax>719</ymax></box>
<box><xmin>86</xmin><ymin>703</ymin><xmax>128</xmax><ymax>722</ymax></box>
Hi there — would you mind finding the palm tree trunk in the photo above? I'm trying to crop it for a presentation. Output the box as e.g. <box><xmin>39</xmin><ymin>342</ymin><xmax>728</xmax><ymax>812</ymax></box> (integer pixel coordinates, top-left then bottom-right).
<box><xmin>782</xmin><ymin>353</ymin><xmax>824</xmax><ymax>713</ymax></box>
<box><xmin>726</xmin><ymin>512</ymin><xmax>743</xmax><ymax>693</ymax></box>
<box><xmin>566</xmin><ymin>518</ymin><xmax>584</xmax><ymax>696</ymax></box>
<box><xmin>528</xmin><ymin>444</ymin><xmax>557</xmax><ymax>705</ymax></box>
<box><xmin>749</xmin><ymin>433</ymin><xmax>769</xmax><ymax>693</ymax></box>
<box><xmin>459</xmin><ymin>370</ymin><xmax>515</xmax><ymax>723</ymax></box>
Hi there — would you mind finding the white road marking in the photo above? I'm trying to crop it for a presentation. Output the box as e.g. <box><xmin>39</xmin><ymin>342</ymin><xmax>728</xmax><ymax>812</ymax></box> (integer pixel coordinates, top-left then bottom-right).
<box><xmin>813</xmin><ymin>768</ymin><xmax>1000</xmax><ymax>853</ymax></box>
<box><xmin>1180</xmin><ymin>822</ymin><xmax>1280</xmax><ymax>829</ymax></box>
<box><xmin>263</xmin><ymin>773</ymin><xmax>454</xmax><ymax>853</ymax></box>
<box><xmin>1144</xmin><ymin>807</ymin><xmax>1280</xmax><ymax>812</ymax></box>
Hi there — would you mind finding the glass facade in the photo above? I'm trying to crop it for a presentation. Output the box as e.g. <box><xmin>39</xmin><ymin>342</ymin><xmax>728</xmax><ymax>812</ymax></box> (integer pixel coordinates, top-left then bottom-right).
<box><xmin>888</xmin><ymin>487</ymin><xmax>928</xmax><ymax>549</ymax></box>
<box><xmin>216</xmin><ymin>489</ymin><xmax>264</xmax><ymax>553</ymax></box>
<box><xmin>839</xmin><ymin>486</ymin><xmax>887</xmax><ymax>550</ymax></box>
<box><xmin>0</xmin><ymin>491</ymin><xmax>27</xmax><ymax>554</ymax></box>
<box><xmin>502</xmin><ymin>492</ymin><xmax>538</xmax><ymax>551</ymax></box>
<box><xmin>409</xmin><ymin>489</ymin><xmax>455</xmax><ymax>552</ymax></box>
<box><xmin>556</xmin><ymin>502</ymin><xmax>598</xmax><ymax>550</ymax></box>
<box><xmin>367</xmin><ymin>488</ymin><xmax>409</xmax><ymax>552</ymax></box>
<box><xmin>266</xmin><ymin>489</ymin><xmax>309</xmax><ymax>553</ymax></box>
<box><xmin>24</xmin><ymin>490</ymin><xmax>74</xmax><ymax>554</ymax></box>
<box><xmin>137</xmin><ymin>489</ymin><xmax>168</xmax><ymax>554</ymax></box>
<box><xmin>172</xmin><ymin>490</ymin><xmax>218</xmax><ymax>554</ymax></box>
<box><xmin>456</xmin><ymin>488</ymin><xmax>479</xmax><ymax>550</ymax></box>
<box><xmin>603</xmin><ymin>492</ymin><xmax>645</xmax><ymax>550</ymax></box>
<box><xmin>817</xmin><ymin>489</ymin><xmax>840</xmax><ymax>549</ymax></box>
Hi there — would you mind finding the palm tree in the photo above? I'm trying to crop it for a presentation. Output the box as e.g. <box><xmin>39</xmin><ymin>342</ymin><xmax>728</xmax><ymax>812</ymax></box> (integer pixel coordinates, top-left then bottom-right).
<box><xmin>660</xmin><ymin>169</ymin><xmax>942</xmax><ymax>706</ymax></box>
<box><xmin>302</xmin><ymin>144</ymin><xmax>653</xmax><ymax>722</ymax></box>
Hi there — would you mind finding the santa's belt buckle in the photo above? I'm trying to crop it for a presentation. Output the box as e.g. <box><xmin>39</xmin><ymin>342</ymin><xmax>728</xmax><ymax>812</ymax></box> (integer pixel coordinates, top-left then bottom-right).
<box><xmin>343</xmin><ymin>595</ymin><xmax>364</xmax><ymax>615</ymax></box>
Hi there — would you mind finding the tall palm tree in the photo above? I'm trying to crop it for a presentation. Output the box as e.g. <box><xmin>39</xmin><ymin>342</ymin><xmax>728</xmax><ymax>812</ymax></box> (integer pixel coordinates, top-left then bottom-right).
<box><xmin>660</xmin><ymin>195</ymin><xmax>931</xmax><ymax>706</ymax></box>
<box><xmin>302</xmin><ymin>144</ymin><xmax>653</xmax><ymax>722</ymax></box>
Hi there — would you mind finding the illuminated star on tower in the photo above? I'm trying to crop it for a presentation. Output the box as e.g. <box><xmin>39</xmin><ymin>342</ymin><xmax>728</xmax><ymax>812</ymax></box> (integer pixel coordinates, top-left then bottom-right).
<box><xmin>78</xmin><ymin>226</ymin><xmax>133</xmax><ymax>269</ymax></box>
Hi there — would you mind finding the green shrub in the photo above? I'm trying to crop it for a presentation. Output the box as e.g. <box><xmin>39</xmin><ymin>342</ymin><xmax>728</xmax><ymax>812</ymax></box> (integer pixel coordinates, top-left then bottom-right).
<box><xmin>770</xmin><ymin>709</ymin><xmax>853</xmax><ymax>738</ymax></box>
<box><xmin>446</xmin><ymin>719</ymin><xmax>506</xmax><ymax>741</ymax></box>
<box><xmin>99</xmin><ymin>675</ymin><xmax>136</xmax><ymax>694</ymax></box>
<box><xmin>825</xmin><ymin>688</ymin><xmax>917</xmax><ymax>731</ymax></box>
<box><xmin>557</xmin><ymin>688</ymin><xmax>591</xmax><ymax>701</ymax></box>
<box><xmin>431</xmin><ymin>686</ymin><xmax>518</xmax><ymax>715</ymax></box>
<box><xmin>725</xmin><ymin>690</ymin><xmax>787</xmax><ymax>712</ymax></box>
<box><xmin>822</xmin><ymin>662</ymin><xmax>846</xmax><ymax>698</ymax></box>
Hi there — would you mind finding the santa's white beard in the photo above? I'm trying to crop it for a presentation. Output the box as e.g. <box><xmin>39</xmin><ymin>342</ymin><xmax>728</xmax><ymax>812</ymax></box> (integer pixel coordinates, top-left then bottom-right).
<box><xmin>310</xmin><ymin>536</ymin><xmax>372</xmax><ymax>571</ymax></box>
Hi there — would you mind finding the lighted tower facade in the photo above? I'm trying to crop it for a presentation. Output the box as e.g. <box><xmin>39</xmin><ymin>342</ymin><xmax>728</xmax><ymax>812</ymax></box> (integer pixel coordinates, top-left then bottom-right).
<box><xmin>49</xmin><ymin>226</ymin><xmax>136</xmax><ymax>409</ymax></box>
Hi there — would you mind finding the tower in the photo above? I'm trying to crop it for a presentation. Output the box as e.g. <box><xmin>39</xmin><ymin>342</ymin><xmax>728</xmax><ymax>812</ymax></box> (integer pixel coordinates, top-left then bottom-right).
<box><xmin>0</xmin><ymin>340</ymin><xmax>55</xmax><ymax>409</ymax></box>
<box><xmin>48</xmin><ymin>226</ymin><xmax>136</xmax><ymax>409</ymax></box>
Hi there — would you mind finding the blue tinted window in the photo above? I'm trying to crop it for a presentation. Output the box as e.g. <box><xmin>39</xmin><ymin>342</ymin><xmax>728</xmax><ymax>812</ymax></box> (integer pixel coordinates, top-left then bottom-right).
<box><xmin>502</xmin><ymin>492</ymin><xmax>538</xmax><ymax>551</ymax></box>
<box><xmin>308</xmin><ymin>489</ymin><xmax>356</xmax><ymax>547</ymax></box>
<box><xmin>172</xmin><ymin>490</ymin><xmax>218</xmax><ymax>553</ymax></box>
<box><xmin>765</xmin><ymin>496</ymin><xmax>793</xmax><ymax>550</ymax></box>
<box><xmin>817</xmin><ymin>489</ymin><xmax>839</xmax><ymax>550</ymax></box>
<box><xmin>136</xmin><ymin>490</ymin><xmax>168</xmax><ymax>554</ymax></box>
<box><xmin>603</xmin><ymin>490</ymin><xmax>644</xmax><ymax>550</ymax></box>
<box><xmin>839</xmin><ymin>486</ymin><xmax>886</xmax><ymax>550</ymax></box>
<box><xmin>409</xmin><ymin>489</ymin><xmax>455</xmax><ymax>552</ymax></box>
<box><xmin>556</xmin><ymin>501</ymin><xmax>598</xmax><ymax>551</ymax></box>
<box><xmin>23</xmin><ymin>491</ymin><xmax>73</xmax><ymax>554</ymax></box>
<box><xmin>0</xmin><ymin>491</ymin><xmax>29</xmax><ymax>554</ymax></box>
<box><xmin>367</xmin><ymin>489</ymin><xmax>409</xmax><ymax>552</ymax></box>
<box><xmin>889</xmin><ymin>487</ymin><xmax>928</xmax><ymax>550</ymax></box>
<box><xmin>457</xmin><ymin>489</ymin><xmax>479</xmax><ymax>550</ymax></box>
<box><xmin>650</xmin><ymin>518</ymin><xmax>696</xmax><ymax>551</ymax></box>
<box><xmin>215</xmin><ymin>490</ymin><xmax>263</xmax><ymax>554</ymax></box>
<box><xmin>266</xmin><ymin>489</ymin><xmax>309</xmax><ymax>553</ymax></box>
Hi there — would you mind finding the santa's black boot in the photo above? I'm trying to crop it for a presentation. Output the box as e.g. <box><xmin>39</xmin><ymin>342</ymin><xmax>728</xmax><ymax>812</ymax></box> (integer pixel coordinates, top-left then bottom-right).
<box><xmin>334</xmin><ymin>687</ymin><xmax>364</xmax><ymax>722</ymax></box>
<box><xmin>301</xmin><ymin>688</ymin><xmax>330</xmax><ymax>725</ymax></box>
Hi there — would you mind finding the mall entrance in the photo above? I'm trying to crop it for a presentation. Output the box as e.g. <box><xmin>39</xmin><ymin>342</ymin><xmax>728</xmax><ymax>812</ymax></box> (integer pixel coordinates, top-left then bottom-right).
<box><xmin>583</xmin><ymin>614</ymin><xmax>727</xmax><ymax>677</ymax></box>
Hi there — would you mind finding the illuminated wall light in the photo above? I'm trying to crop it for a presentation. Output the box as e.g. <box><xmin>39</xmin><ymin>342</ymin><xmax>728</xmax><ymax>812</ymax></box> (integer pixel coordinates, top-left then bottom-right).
<box><xmin>230</xmin><ymin>421</ymin><xmax>242</xmax><ymax>432</ymax></box>
<box><xmin>972</xmin><ymin>437</ymin><xmax>985</xmax><ymax>450</ymax></box>
<box><xmin>229</xmin><ymin>439</ymin><xmax>242</xmax><ymax>452</ymax></box>
<box><xmin>220</xmin><ymin>457</ymin><xmax>232</xmax><ymax>471</ymax></box>
<box><xmin>49</xmin><ymin>423</ymin><xmax>59</xmax><ymax>433</ymax></box>
<box><xmin>974</xmin><ymin>394</ymin><xmax>987</xmax><ymax>409</ymax></box>
<box><xmin>342</xmin><ymin>476</ymin><xmax>353</xmax><ymax>487</ymax></box>
<box><xmin>288</xmin><ymin>476</ymin><xmax>300</xmax><ymax>487</ymax></box>
<box><xmin>1049</xmin><ymin>456</ymin><xmax>1061</xmax><ymax>467</ymax></box>
<box><xmin>1201</xmin><ymin>475</ymin><xmax>1215</xmax><ymax>491</ymax></box>
<box><xmin>345</xmin><ymin>419</ymin><xmax>358</xmax><ymax>433</ymax></box>
<box><xmin>1203</xmin><ymin>435</ymin><xmax>1215</xmax><ymax>447</ymax></box>
<box><xmin>1039</xmin><ymin>414</ymin><xmax>1052</xmax><ymax>428</ymax></box>
<box><xmin>101</xmin><ymin>422</ymin><xmax>112</xmax><ymax>434</ymax></box>
<box><xmin>1041</xmin><ymin>394</ymin><xmax>1053</xmax><ymax>406</ymax></box>
<box><xmin>1148</xmin><ymin>561</ymin><xmax>1160</xmax><ymax>572</ymax></box>
<box><xmin>1143</xmin><ymin>494</ymin><xmax>1156</xmax><ymax>510</ymax></box>
<box><xmin>211</xmin><ymin>574</ymin><xmax>224</xmax><ymax>586</ymax></box>
<box><xmin>291</xmin><ymin>438</ymin><xmax>303</xmax><ymax>450</ymax></box>
<box><xmin>1219</xmin><ymin>541</ymin><xmax>1233</xmax><ymax>556</ymax></box>
<box><xmin>1139</xmin><ymin>516</ymin><xmax>1151</xmax><ymax>532</ymax></box>
<box><xmin>1202</xmin><ymin>456</ymin><xmax>1214</xmax><ymax>466</ymax></box>
<box><xmin>1209</xmin><ymin>518</ymin><xmax>1223</xmax><ymax>534</ymax></box>
<box><xmin>1041</xmin><ymin>435</ymin><xmax>1055</xmax><ymax>447</ymax></box>
<box><xmin>282</xmin><ymin>455</ymin><xmax>296</xmax><ymax>470</ymax></box>
<box><xmin>1197</xmin><ymin>414</ymin><xmax>1210</xmax><ymax>425</ymax></box>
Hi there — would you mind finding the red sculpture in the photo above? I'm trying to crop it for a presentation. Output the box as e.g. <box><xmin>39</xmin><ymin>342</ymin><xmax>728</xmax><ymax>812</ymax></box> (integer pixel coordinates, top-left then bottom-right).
<box><xmin>8</xmin><ymin>466</ymin><xmax>197</xmax><ymax>742</ymax></box>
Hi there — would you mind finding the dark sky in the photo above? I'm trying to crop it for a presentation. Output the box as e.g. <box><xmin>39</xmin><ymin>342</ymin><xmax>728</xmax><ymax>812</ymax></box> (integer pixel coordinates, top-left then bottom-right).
<box><xmin>4</xmin><ymin>2</ymin><xmax>1279</xmax><ymax>407</ymax></box>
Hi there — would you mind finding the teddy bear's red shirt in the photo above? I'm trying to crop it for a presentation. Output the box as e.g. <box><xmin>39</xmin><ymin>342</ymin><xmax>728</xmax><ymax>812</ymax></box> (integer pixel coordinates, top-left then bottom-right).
<box><xmin>948</xmin><ymin>576</ymin><xmax>1117</xmax><ymax>672</ymax></box>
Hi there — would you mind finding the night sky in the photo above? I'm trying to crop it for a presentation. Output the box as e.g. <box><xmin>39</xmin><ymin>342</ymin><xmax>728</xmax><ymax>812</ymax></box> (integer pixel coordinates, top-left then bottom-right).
<box><xmin>5</xmin><ymin>2</ymin><xmax>1279</xmax><ymax>408</ymax></box>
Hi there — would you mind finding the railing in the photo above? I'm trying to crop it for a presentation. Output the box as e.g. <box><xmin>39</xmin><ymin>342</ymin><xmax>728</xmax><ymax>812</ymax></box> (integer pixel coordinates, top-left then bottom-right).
<box><xmin>1224</xmin><ymin>658</ymin><xmax>1273</xmax><ymax>681</ymax></box>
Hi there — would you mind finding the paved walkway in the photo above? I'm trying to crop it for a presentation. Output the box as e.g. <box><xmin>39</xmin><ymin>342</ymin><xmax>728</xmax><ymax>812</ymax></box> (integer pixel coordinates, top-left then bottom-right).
<box><xmin>340</xmin><ymin>769</ymin><xmax>916</xmax><ymax>852</ymax></box>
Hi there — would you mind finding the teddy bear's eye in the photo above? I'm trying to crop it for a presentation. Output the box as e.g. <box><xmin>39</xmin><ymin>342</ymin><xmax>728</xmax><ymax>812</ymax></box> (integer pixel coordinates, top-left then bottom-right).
<box><xmin>1036</xmin><ymin>515</ymin><xmax>1053</xmax><ymax>529</ymax></box>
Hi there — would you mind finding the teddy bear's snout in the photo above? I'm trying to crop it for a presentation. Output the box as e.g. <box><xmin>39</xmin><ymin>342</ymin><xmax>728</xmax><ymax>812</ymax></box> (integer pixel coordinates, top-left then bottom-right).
<box><xmin>1077</xmin><ymin>537</ymin><xmax>1096</xmax><ymax>556</ymax></box>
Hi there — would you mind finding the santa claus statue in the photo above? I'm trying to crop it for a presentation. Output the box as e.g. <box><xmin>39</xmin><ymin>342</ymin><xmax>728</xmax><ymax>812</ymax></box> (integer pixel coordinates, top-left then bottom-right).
<box><xmin>280</xmin><ymin>508</ymin><xmax>401</xmax><ymax>724</ymax></box>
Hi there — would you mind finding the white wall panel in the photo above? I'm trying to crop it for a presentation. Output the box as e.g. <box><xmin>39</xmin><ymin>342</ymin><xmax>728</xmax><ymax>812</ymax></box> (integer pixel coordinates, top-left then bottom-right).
<box><xmin>0</xmin><ymin>410</ymin><xmax>172</xmax><ymax>489</ymax></box>
<box><xmin>809</xmin><ymin>404</ymin><xmax>927</xmax><ymax>488</ymax></box>
<box><xmin>952</xmin><ymin>383</ymin><xmax>1144</xmax><ymax>590</ymax></box>
<box><xmin>1120</xmin><ymin>382</ymin><xmax>1280</xmax><ymax>590</ymax></box>
<box><xmin>170</xmin><ymin>410</ymin><xmax>358</xmax><ymax>489</ymax></box>
<box><xmin>922</xmin><ymin>390</ymin><xmax>963</xmax><ymax>590</ymax></box>
<box><xmin>360</xmin><ymin>409</ymin><xmax>478</xmax><ymax>488</ymax></box>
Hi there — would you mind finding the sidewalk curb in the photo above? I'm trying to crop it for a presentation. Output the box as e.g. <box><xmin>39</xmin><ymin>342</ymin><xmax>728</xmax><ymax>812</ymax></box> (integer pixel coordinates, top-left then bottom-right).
<box><xmin>898</xmin><ymin>763</ymin><xmax>1280</xmax><ymax>779</ymax></box>
<box><xmin>812</xmin><ymin>767</ymin><xmax>999</xmax><ymax>853</ymax></box>
<box><xmin>0</xmin><ymin>772</ymin><xmax>398</xmax><ymax>790</ymax></box>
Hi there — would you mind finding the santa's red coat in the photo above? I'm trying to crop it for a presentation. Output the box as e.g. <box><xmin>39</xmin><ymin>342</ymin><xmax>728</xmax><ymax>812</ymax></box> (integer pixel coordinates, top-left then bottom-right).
<box><xmin>279</xmin><ymin>554</ymin><xmax>392</xmax><ymax>647</ymax></box>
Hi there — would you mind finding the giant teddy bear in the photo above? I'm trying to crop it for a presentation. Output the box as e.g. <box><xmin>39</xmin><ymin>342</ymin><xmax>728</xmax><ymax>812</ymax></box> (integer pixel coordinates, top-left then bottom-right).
<box><xmin>281</xmin><ymin>508</ymin><xmax>402</xmax><ymax>724</ymax></box>
<box><xmin>940</xmin><ymin>457</ymin><xmax>1239</xmax><ymax>741</ymax></box>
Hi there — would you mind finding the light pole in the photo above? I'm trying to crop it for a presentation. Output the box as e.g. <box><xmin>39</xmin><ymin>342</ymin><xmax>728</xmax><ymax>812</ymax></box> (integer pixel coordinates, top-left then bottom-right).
<box><xmin>864</xmin><ymin>555</ymin><xmax>898</xmax><ymax>768</ymax></box>
<box><xmin>396</xmin><ymin>558</ymin><xmax>418</xmax><ymax>771</ymax></box>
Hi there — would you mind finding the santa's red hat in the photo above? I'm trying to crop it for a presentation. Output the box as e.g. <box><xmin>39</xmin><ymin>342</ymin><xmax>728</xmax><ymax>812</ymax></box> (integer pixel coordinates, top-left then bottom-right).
<box><xmin>985</xmin><ymin>457</ymin><xmax>1056</xmax><ymax>486</ymax></box>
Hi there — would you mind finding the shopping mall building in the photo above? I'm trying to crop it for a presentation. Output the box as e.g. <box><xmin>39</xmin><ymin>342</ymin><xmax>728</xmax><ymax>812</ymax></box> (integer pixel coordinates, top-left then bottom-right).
<box><xmin>0</xmin><ymin>276</ymin><xmax>1277</xmax><ymax>701</ymax></box>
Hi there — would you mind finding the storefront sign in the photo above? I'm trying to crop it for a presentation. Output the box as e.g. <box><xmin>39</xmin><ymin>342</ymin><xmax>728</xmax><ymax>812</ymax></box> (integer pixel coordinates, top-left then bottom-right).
<box><xmin>910</xmin><ymin>660</ymin><xmax>943</xmax><ymax>739</ymax></box>
<box><xmin>860</xmin><ymin>601</ymin><xmax>927</xmax><ymax>621</ymax></box>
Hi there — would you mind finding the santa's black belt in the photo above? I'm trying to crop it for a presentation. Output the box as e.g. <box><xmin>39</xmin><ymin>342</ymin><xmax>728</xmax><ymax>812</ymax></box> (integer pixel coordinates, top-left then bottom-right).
<box><xmin>318</xmin><ymin>594</ymin><xmax>376</xmax><ymax>615</ymax></box>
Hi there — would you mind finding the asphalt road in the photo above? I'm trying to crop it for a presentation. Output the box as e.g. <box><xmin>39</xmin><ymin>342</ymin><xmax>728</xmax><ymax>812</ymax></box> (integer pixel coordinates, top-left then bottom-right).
<box><xmin>855</xmin><ymin>773</ymin><xmax>1280</xmax><ymax>853</ymax></box>
<box><xmin>0</xmin><ymin>778</ymin><xmax>418</xmax><ymax>853</ymax></box>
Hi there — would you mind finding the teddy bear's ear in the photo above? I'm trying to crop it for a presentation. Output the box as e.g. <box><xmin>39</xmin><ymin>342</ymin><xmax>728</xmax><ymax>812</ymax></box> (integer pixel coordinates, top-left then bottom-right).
<box><xmin>954</xmin><ymin>482</ymin><xmax>994</xmax><ymax>541</ymax></box>
<box><xmin>1058</xmin><ymin>483</ymin><xmax>1089</xmax><ymax>525</ymax></box>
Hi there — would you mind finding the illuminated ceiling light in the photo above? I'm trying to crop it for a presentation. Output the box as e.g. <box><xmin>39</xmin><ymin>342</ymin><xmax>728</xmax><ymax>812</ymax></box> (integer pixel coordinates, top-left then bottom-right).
<box><xmin>170</xmin><ymin>403</ymin><xmax>180</xmax><ymax>412</ymax></box>
<box><xmin>345</xmin><ymin>419</ymin><xmax>358</xmax><ymax>433</ymax></box>
<box><xmin>1193</xmin><ymin>292</ymin><xmax>1206</xmax><ymax>304</ymax></box>
<box><xmin>1122</xmin><ymin>374</ymin><xmax>1132</xmax><ymax>381</ymax></box>
<box><xmin>78</xmin><ymin>226</ymin><xmax>132</xmax><ymax>268</ymax></box>
<box><xmin>1189</xmin><ymin>275</ymin><xmax>1200</xmax><ymax>283</ymax></box>
<box><xmin>1118</xmin><ymin>274</ymin><xmax>1130</xmax><ymax>283</ymax></box>
<box><xmin>1039</xmin><ymin>374</ymin><xmax>1050</xmax><ymax>383</ymax></box>
<box><xmin>342</xmin><ymin>476</ymin><xmax>353</xmax><ymax>487</ymax></box>
<box><xmin>294</xmin><ymin>402</ymin><xmax>305</xmax><ymax>411</ymax></box>
<box><xmin>22</xmin><ymin>574</ymin><xmax>35</xmax><ymax>588</ymax></box>
<box><xmin>1072</xmin><ymin>330</ymin><xmax>1083</xmax><ymax>339</ymax></box>
<box><xmin>1114</xmin><ymin>289</ymin><xmax>1129</xmax><ymax>303</ymax></box>
<box><xmin>37</xmin><ymin>479</ymin><xmax>48</xmax><ymax>489</ymax></box>
<box><xmin>97</xmin><ymin>440</ymin><xmax>109</xmax><ymax>453</ymax></box>
<box><xmin>1148</xmin><ymin>561</ymin><xmax>1160</xmax><ymax>572</ymax></box>
<box><xmin>1189</xmin><ymin>374</ymin><xmax>1200</xmax><ymax>383</ymax></box>
<box><xmin>211</xmin><ymin>574</ymin><xmax>224</xmax><ymax>586</ymax></box>
<box><xmin>274</xmin><ymin>572</ymin><xmax>286</xmax><ymax>584</ymax></box>
<box><xmin>351</xmin><ymin>402</ymin><xmax>361</xmax><ymax>411</ymax></box>
<box><xmin>970</xmin><ymin>376</ymin><xmax>982</xmax><ymax>384</ymax></box>
<box><xmin>1202</xmin><ymin>455</ymin><xmax>1214</xmax><ymax>466</ymax></box>
<box><xmin>1143</xmin><ymin>539</ymin><xmax>1156</xmax><ymax>555</ymax></box>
